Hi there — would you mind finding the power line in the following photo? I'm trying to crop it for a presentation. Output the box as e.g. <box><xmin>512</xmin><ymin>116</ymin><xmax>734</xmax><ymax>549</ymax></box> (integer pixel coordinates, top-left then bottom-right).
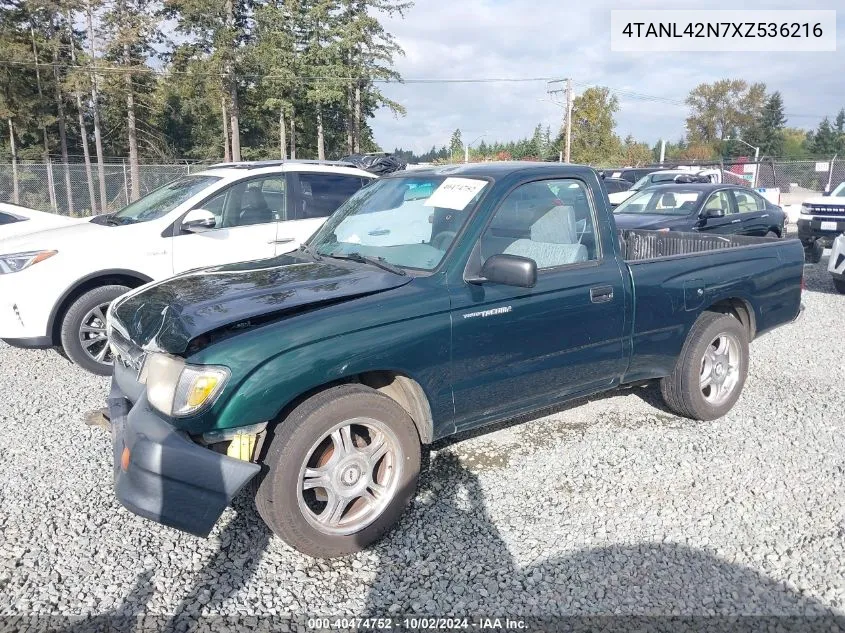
<box><xmin>0</xmin><ymin>58</ymin><xmax>561</xmax><ymax>83</ymax></box>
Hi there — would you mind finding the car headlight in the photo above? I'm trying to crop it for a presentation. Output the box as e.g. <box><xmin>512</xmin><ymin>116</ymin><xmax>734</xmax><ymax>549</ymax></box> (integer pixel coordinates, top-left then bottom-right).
<box><xmin>0</xmin><ymin>250</ymin><xmax>58</xmax><ymax>274</ymax></box>
<box><xmin>140</xmin><ymin>353</ymin><xmax>230</xmax><ymax>417</ymax></box>
<box><xmin>800</xmin><ymin>204</ymin><xmax>813</xmax><ymax>217</ymax></box>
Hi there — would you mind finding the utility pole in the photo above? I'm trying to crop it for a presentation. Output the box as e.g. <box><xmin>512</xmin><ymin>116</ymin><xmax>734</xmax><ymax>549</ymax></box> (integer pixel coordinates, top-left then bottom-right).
<box><xmin>564</xmin><ymin>78</ymin><xmax>573</xmax><ymax>163</ymax></box>
<box><xmin>547</xmin><ymin>78</ymin><xmax>573</xmax><ymax>163</ymax></box>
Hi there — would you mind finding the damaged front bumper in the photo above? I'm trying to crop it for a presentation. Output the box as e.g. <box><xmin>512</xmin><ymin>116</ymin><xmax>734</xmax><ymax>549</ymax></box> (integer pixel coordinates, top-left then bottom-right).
<box><xmin>106</xmin><ymin>373</ymin><xmax>261</xmax><ymax>537</ymax></box>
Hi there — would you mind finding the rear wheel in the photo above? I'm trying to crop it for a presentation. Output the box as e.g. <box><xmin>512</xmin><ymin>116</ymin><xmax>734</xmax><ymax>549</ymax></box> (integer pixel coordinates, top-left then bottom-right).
<box><xmin>660</xmin><ymin>312</ymin><xmax>749</xmax><ymax>421</ymax></box>
<box><xmin>59</xmin><ymin>285</ymin><xmax>129</xmax><ymax>376</ymax></box>
<box><xmin>834</xmin><ymin>277</ymin><xmax>845</xmax><ymax>294</ymax></box>
<box><xmin>765</xmin><ymin>230</ymin><xmax>779</xmax><ymax>239</ymax></box>
<box><xmin>256</xmin><ymin>384</ymin><xmax>421</xmax><ymax>558</ymax></box>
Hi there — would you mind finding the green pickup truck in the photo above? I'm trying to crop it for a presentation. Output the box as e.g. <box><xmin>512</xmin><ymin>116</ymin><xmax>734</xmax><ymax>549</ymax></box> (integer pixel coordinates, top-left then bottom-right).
<box><xmin>103</xmin><ymin>162</ymin><xmax>804</xmax><ymax>558</ymax></box>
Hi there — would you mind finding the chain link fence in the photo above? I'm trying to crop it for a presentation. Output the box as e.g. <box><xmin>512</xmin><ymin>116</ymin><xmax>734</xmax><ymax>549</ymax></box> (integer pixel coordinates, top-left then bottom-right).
<box><xmin>2</xmin><ymin>157</ymin><xmax>844</xmax><ymax>217</ymax></box>
<box><xmin>0</xmin><ymin>162</ymin><xmax>200</xmax><ymax>216</ymax></box>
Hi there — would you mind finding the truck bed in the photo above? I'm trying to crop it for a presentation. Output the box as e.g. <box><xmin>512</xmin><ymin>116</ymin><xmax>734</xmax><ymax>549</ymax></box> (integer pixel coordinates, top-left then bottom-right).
<box><xmin>617</xmin><ymin>229</ymin><xmax>804</xmax><ymax>385</ymax></box>
<box><xmin>618</xmin><ymin>229</ymin><xmax>774</xmax><ymax>262</ymax></box>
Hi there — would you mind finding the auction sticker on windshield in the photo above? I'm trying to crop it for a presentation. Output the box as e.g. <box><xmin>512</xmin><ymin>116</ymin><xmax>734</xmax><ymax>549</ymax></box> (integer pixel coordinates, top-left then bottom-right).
<box><xmin>424</xmin><ymin>178</ymin><xmax>488</xmax><ymax>210</ymax></box>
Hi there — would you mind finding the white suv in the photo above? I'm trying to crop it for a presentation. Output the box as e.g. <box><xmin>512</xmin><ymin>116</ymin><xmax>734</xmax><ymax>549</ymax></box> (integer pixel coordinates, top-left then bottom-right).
<box><xmin>0</xmin><ymin>161</ymin><xmax>375</xmax><ymax>374</ymax></box>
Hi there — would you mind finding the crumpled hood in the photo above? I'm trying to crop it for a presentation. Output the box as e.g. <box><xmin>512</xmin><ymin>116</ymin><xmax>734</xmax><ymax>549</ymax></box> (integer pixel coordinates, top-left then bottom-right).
<box><xmin>110</xmin><ymin>253</ymin><xmax>413</xmax><ymax>354</ymax></box>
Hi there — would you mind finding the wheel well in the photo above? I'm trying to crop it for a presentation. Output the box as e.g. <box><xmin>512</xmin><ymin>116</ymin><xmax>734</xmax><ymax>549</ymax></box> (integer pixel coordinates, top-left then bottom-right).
<box><xmin>707</xmin><ymin>298</ymin><xmax>756</xmax><ymax>340</ymax></box>
<box><xmin>356</xmin><ymin>371</ymin><xmax>434</xmax><ymax>444</ymax></box>
<box><xmin>49</xmin><ymin>272</ymin><xmax>151</xmax><ymax>345</ymax></box>
<box><xmin>269</xmin><ymin>371</ymin><xmax>435</xmax><ymax>446</ymax></box>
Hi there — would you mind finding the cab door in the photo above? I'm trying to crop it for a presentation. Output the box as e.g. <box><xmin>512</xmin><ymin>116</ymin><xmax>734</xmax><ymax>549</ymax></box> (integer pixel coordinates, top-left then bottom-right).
<box><xmin>171</xmin><ymin>175</ymin><xmax>283</xmax><ymax>273</ymax></box>
<box><xmin>448</xmin><ymin>177</ymin><xmax>627</xmax><ymax>430</ymax></box>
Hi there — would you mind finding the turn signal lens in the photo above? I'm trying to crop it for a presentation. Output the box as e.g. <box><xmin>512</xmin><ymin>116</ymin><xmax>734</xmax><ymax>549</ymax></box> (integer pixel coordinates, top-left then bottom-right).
<box><xmin>186</xmin><ymin>375</ymin><xmax>222</xmax><ymax>407</ymax></box>
<box><xmin>121</xmin><ymin>447</ymin><xmax>131</xmax><ymax>471</ymax></box>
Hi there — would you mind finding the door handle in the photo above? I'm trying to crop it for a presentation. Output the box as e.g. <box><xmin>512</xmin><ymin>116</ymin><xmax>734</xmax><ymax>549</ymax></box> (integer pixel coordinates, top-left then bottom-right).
<box><xmin>590</xmin><ymin>286</ymin><xmax>614</xmax><ymax>303</ymax></box>
<box><xmin>730</xmin><ymin>219</ymin><xmax>742</xmax><ymax>224</ymax></box>
<box><xmin>268</xmin><ymin>237</ymin><xmax>295</xmax><ymax>244</ymax></box>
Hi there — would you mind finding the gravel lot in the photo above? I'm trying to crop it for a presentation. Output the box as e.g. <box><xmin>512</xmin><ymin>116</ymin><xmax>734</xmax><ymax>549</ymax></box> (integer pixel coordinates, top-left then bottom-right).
<box><xmin>1</xmin><ymin>249</ymin><xmax>844</xmax><ymax>626</ymax></box>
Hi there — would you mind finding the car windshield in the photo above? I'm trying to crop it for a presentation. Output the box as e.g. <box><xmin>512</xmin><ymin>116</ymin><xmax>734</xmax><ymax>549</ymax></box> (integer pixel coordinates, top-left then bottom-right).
<box><xmin>309</xmin><ymin>175</ymin><xmax>490</xmax><ymax>271</ymax></box>
<box><xmin>831</xmin><ymin>182</ymin><xmax>845</xmax><ymax>197</ymax></box>
<box><xmin>111</xmin><ymin>175</ymin><xmax>222</xmax><ymax>224</ymax></box>
<box><xmin>615</xmin><ymin>189</ymin><xmax>703</xmax><ymax>216</ymax></box>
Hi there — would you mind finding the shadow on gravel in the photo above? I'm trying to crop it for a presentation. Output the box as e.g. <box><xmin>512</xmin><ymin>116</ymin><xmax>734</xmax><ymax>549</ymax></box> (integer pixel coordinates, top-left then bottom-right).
<box><xmin>364</xmin><ymin>451</ymin><xmax>843</xmax><ymax>629</ymax></box>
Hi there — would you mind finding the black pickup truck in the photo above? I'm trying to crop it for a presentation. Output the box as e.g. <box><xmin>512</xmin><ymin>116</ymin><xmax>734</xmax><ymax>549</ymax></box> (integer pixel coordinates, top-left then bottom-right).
<box><xmin>104</xmin><ymin>162</ymin><xmax>805</xmax><ymax>558</ymax></box>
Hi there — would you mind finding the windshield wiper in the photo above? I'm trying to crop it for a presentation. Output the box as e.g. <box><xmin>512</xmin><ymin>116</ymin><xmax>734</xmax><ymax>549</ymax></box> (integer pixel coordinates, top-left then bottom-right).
<box><xmin>326</xmin><ymin>251</ymin><xmax>406</xmax><ymax>276</ymax></box>
<box><xmin>298</xmin><ymin>242</ymin><xmax>323</xmax><ymax>260</ymax></box>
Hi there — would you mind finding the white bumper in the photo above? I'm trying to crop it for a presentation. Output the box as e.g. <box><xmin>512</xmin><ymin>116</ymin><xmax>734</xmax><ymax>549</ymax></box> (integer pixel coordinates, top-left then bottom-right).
<box><xmin>0</xmin><ymin>267</ymin><xmax>61</xmax><ymax>341</ymax></box>
<box><xmin>828</xmin><ymin>234</ymin><xmax>845</xmax><ymax>277</ymax></box>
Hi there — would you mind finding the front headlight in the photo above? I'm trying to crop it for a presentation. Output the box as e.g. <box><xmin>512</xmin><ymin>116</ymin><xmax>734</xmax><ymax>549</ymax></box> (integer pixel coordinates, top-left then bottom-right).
<box><xmin>0</xmin><ymin>250</ymin><xmax>58</xmax><ymax>274</ymax></box>
<box><xmin>800</xmin><ymin>204</ymin><xmax>813</xmax><ymax>217</ymax></box>
<box><xmin>140</xmin><ymin>353</ymin><xmax>230</xmax><ymax>417</ymax></box>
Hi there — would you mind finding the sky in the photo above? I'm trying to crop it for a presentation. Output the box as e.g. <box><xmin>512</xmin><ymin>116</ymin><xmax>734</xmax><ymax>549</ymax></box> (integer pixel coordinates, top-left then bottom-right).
<box><xmin>369</xmin><ymin>1</ymin><xmax>845</xmax><ymax>154</ymax></box>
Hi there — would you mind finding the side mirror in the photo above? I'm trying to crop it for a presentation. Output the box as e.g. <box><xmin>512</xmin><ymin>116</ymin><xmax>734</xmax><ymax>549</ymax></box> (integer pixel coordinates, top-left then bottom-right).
<box><xmin>469</xmin><ymin>254</ymin><xmax>537</xmax><ymax>288</ymax></box>
<box><xmin>182</xmin><ymin>208</ymin><xmax>216</xmax><ymax>233</ymax></box>
<box><xmin>701</xmin><ymin>208</ymin><xmax>725</xmax><ymax>219</ymax></box>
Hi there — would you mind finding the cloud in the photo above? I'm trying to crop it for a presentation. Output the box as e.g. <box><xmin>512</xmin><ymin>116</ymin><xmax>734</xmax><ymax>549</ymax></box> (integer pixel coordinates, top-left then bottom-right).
<box><xmin>370</xmin><ymin>0</ymin><xmax>845</xmax><ymax>154</ymax></box>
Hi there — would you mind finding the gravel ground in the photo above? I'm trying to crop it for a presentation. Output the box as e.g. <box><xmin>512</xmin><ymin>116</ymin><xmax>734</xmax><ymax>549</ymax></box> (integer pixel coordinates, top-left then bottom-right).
<box><xmin>1</xmin><ymin>249</ymin><xmax>844</xmax><ymax>626</ymax></box>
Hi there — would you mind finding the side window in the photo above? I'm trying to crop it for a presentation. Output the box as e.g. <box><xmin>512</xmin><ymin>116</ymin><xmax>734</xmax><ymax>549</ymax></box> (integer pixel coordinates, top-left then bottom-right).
<box><xmin>478</xmin><ymin>179</ymin><xmax>597</xmax><ymax>270</ymax></box>
<box><xmin>194</xmin><ymin>176</ymin><xmax>283</xmax><ymax>229</ymax></box>
<box><xmin>733</xmin><ymin>190</ymin><xmax>765</xmax><ymax>213</ymax></box>
<box><xmin>702</xmin><ymin>191</ymin><xmax>734</xmax><ymax>215</ymax></box>
<box><xmin>293</xmin><ymin>173</ymin><xmax>372</xmax><ymax>220</ymax></box>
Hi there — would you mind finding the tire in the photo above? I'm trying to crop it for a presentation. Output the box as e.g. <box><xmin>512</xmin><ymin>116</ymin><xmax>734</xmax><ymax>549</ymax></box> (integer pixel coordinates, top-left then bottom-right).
<box><xmin>804</xmin><ymin>241</ymin><xmax>823</xmax><ymax>264</ymax></box>
<box><xmin>660</xmin><ymin>312</ymin><xmax>749</xmax><ymax>421</ymax></box>
<box><xmin>255</xmin><ymin>384</ymin><xmax>421</xmax><ymax>558</ymax></box>
<box><xmin>765</xmin><ymin>230</ymin><xmax>779</xmax><ymax>239</ymax></box>
<box><xmin>60</xmin><ymin>285</ymin><xmax>130</xmax><ymax>376</ymax></box>
<box><xmin>834</xmin><ymin>278</ymin><xmax>845</xmax><ymax>295</ymax></box>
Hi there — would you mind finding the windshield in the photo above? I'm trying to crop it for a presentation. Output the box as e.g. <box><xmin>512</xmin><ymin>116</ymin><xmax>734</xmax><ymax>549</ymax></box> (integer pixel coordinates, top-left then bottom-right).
<box><xmin>309</xmin><ymin>175</ymin><xmax>489</xmax><ymax>271</ymax></box>
<box><xmin>615</xmin><ymin>189</ymin><xmax>703</xmax><ymax>216</ymax></box>
<box><xmin>831</xmin><ymin>182</ymin><xmax>845</xmax><ymax>197</ymax></box>
<box><xmin>112</xmin><ymin>175</ymin><xmax>222</xmax><ymax>224</ymax></box>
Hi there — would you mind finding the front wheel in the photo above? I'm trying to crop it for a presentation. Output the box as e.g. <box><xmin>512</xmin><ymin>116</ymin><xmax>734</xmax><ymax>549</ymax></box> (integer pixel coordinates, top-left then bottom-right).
<box><xmin>834</xmin><ymin>277</ymin><xmax>845</xmax><ymax>294</ymax></box>
<box><xmin>256</xmin><ymin>384</ymin><xmax>421</xmax><ymax>558</ymax></box>
<box><xmin>660</xmin><ymin>312</ymin><xmax>749</xmax><ymax>420</ymax></box>
<box><xmin>59</xmin><ymin>285</ymin><xmax>130</xmax><ymax>375</ymax></box>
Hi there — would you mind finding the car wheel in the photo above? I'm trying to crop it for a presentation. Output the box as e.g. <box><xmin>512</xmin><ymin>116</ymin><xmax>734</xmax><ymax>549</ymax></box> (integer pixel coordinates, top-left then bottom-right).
<box><xmin>804</xmin><ymin>241</ymin><xmax>823</xmax><ymax>264</ymax></box>
<box><xmin>256</xmin><ymin>384</ymin><xmax>421</xmax><ymax>558</ymax></box>
<box><xmin>765</xmin><ymin>230</ymin><xmax>779</xmax><ymax>239</ymax></box>
<box><xmin>660</xmin><ymin>312</ymin><xmax>749</xmax><ymax>421</ymax></box>
<box><xmin>60</xmin><ymin>285</ymin><xmax>129</xmax><ymax>376</ymax></box>
<box><xmin>834</xmin><ymin>278</ymin><xmax>845</xmax><ymax>294</ymax></box>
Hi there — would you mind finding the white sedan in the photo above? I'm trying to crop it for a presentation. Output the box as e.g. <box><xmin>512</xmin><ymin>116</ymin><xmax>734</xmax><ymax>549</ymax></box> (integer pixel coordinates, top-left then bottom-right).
<box><xmin>0</xmin><ymin>203</ymin><xmax>86</xmax><ymax>239</ymax></box>
<box><xmin>0</xmin><ymin>161</ymin><xmax>375</xmax><ymax>374</ymax></box>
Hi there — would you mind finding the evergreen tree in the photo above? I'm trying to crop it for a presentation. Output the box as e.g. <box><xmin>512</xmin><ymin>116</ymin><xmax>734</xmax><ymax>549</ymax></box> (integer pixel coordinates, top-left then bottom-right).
<box><xmin>834</xmin><ymin>108</ymin><xmax>845</xmax><ymax>153</ymax></box>
<box><xmin>746</xmin><ymin>91</ymin><xmax>786</xmax><ymax>157</ymax></box>
<box><xmin>812</xmin><ymin>117</ymin><xmax>837</xmax><ymax>156</ymax></box>
<box><xmin>449</xmin><ymin>128</ymin><xmax>463</xmax><ymax>161</ymax></box>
